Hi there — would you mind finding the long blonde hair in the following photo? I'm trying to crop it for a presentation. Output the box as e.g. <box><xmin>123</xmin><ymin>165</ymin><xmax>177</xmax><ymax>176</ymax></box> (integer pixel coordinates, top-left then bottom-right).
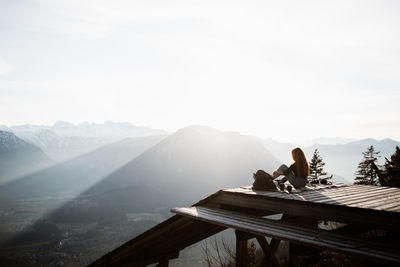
<box><xmin>291</xmin><ymin>147</ymin><xmax>309</xmax><ymax>178</ymax></box>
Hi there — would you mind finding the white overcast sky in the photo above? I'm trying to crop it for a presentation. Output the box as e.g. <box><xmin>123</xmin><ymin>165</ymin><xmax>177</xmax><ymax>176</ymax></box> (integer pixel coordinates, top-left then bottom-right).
<box><xmin>0</xmin><ymin>0</ymin><xmax>399</xmax><ymax>142</ymax></box>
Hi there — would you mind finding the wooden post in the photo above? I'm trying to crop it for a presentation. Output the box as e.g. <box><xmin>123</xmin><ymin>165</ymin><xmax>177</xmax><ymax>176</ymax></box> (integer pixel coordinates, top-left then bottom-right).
<box><xmin>269</xmin><ymin>238</ymin><xmax>281</xmax><ymax>252</ymax></box>
<box><xmin>256</xmin><ymin>236</ymin><xmax>281</xmax><ymax>267</ymax></box>
<box><xmin>235</xmin><ymin>230</ymin><xmax>248</xmax><ymax>267</ymax></box>
<box><xmin>265</xmin><ymin>213</ymin><xmax>290</xmax><ymax>255</ymax></box>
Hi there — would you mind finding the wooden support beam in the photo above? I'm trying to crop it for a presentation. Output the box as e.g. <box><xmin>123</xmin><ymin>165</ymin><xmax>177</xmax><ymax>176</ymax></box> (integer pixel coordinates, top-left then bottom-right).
<box><xmin>172</xmin><ymin>206</ymin><xmax>400</xmax><ymax>263</ymax></box>
<box><xmin>235</xmin><ymin>230</ymin><xmax>248</xmax><ymax>267</ymax></box>
<box><xmin>93</xmin><ymin>216</ymin><xmax>188</xmax><ymax>266</ymax></box>
<box><xmin>267</xmin><ymin>213</ymin><xmax>290</xmax><ymax>254</ymax></box>
<box><xmin>235</xmin><ymin>230</ymin><xmax>256</xmax><ymax>241</ymax></box>
<box><xmin>218</xmin><ymin>203</ymin><xmax>279</xmax><ymax>217</ymax></box>
<box><xmin>269</xmin><ymin>239</ymin><xmax>280</xmax><ymax>253</ymax></box>
<box><xmin>234</xmin><ymin>231</ymin><xmax>281</xmax><ymax>266</ymax></box>
<box><xmin>256</xmin><ymin>236</ymin><xmax>281</xmax><ymax>267</ymax></box>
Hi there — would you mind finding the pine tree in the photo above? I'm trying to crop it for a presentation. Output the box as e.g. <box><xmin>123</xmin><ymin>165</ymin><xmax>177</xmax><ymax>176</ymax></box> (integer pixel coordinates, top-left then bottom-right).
<box><xmin>308</xmin><ymin>149</ymin><xmax>328</xmax><ymax>183</ymax></box>
<box><xmin>354</xmin><ymin>145</ymin><xmax>381</xmax><ymax>185</ymax></box>
<box><xmin>382</xmin><ymin>146</ymin><xmax>400</xmax><ymax>187</ymax></box>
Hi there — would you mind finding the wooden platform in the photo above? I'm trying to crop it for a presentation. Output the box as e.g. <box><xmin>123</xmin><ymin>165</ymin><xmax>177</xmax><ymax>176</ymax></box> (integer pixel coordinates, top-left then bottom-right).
<box><xmin>212</xmin><ymin>184</ymin><xmax>400</xmax><ymax>229</ymax></box>
<box><xmin>172</xmin><ymin>206</ymin><xmax>400</xmax><ymax>263</ymax></box>
<box><xmin>231</xmin><ymin>184</ymin><xmax>400</xmax><ymax>212</ymax></box>
<box><xmin>89</xmin><ymin>183</ymin><xmax>400</xmax><ymax>266</ymax></box>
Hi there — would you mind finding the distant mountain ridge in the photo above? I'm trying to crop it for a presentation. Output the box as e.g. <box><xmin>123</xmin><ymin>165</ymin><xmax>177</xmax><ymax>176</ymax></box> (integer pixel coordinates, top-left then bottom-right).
<box><xmin>86</xmin><ymin>125</ymin><xmax>281</xmax><ymax>198</ymax></box>
<box><xmin>0</xmin><ymin>135</ymin><xmax>167</xmax><ymax>200</ymax></box>
<box><xmin>0</xmin><ymin>126</ymin><xmax>281</xmax><ymax>224</ymax></box>
<box><xmin>4</xmin><ymin>121</ymin><xmax>168</xmax><ymax>138</ymax></box>
<box><xmin>301</xmin><ymin>137</ymin><xmax>357</xmax><ymax>147</ymax></box>
<box><xmin>2</xmin><ymin>121</ymin><xmax>168</xmax><ymax>161</ymax></box>
<box><xmin>0</xmin><ymin>131</ymin><xmax>53</xmax><ymax>185</ymax></box>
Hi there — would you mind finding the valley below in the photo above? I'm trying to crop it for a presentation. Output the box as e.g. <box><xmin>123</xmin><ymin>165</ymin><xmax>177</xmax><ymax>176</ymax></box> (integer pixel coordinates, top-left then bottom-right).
<box><xmin>0</xmin><ymin>194</ymin><xmax>166</xmax><ymax>266</ymax></box>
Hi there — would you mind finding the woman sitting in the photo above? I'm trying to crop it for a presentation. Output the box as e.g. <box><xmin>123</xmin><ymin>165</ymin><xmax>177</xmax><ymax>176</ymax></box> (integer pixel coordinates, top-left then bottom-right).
<box><xmin>272</xmin><ymin>147</ymin><xmax>309</xmax><ymax>189</ymax></box>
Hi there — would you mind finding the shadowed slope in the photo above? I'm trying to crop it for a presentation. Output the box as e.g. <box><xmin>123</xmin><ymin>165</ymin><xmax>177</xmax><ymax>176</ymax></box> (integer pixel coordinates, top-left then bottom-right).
<box><xmin>0</xmin><ymin>131</ymin><xmax>53</xmax><ymax>185</ymax></box>
<box><xmin>10</xmin><ymin>121</ymin><xmax>168</xmax><ymax>162</ymax></box>
<box><xmin>47</xmin><ymin>126</ymin><xmax>281</xmax><ymax>224</ymax></box>
<box><xmin>86</xmin><ymin>125</ymin><xmax>280</xmax><ymax>198</ymax></box>
<box><xmin>0</xmin><ymin>135</ymin><xmax>166</xmax><ymax>201</ymax></box>
<box><xmin>0</xmin><ymin>126</ymin><xmax>281</xmax><ymax>265</ymax></box>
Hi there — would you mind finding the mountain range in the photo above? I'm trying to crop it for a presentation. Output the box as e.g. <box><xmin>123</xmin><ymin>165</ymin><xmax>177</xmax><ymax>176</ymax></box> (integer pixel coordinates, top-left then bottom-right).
<box><xmin>2</xmin><ymin>122</ymin><xmax>399</xmax><ymax>194</ymax></box>
<box><xmin>0</xmin><ymin>131</ymin><xmax>53</xmax><ymax>185</ymax></box>
<box><xmin>1</xmin><ymin>122</ymin><xmax>399</xmax><ymax>266</ymax></box>
<box><xmin>0</xmin><ymin>135</ymin><xmax>166</xmax><ymax>201</ymax></box>
<box><xmin>0</xmin><ymin>121</ymin><xmax>167</xmax><ymax>161</ymax></box>
<box><xmin>0</xmin><ymin>126</ymin><xmax>280</xmax><ymax>205</ymax></box>
<box><xmin>86</xmin><ymin>126</ymin><xmax>280</xmax><ymax>197</ymax></box>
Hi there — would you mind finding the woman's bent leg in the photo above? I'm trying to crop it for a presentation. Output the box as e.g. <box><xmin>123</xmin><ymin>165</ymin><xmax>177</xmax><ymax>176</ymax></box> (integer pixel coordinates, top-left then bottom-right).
<box><xmin>286</xmin><ymin>174</ymin><xmax>307</xmax><ymax>188</ymax></box>
<box><xmin>275</xmin><ymin>164</ymin><xmax>289</xmax><ymax>182</ymax></box>
<box><xmin>277</xmin><ymin>164</ymin><xmax>289</xmax><ymax>172</ymax></box>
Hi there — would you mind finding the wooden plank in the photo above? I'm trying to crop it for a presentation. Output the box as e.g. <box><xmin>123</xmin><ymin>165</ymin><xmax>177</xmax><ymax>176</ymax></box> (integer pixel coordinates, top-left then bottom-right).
<box><xmin>299</xmin><ymin>186</ymin><xmax>391</xmax><ymax>203</ymax></box>
<box><xmin>111</xmin><ymin>217</ymin><xmax>194</xmax><ymax>264</ymax></box>
<box><xmin>227</xmin><ymin>186</ymin><xmax>334</xmax><ymax>200</ymax></box>
<box><xmin>226</xmin><ymin>185</ymin><xmax>382</xmax><ymax>203</ymax></box>
<box><xmin>154</xmin><ymin>222</ymin><xmax>224</xmax><ymax>253</ymax></box>
<box><xmin>131</xmin><ymin>220</ymin><xmax>225</xmax><ymax>261</ymax></box>
<box><xmin>88</xmin><ymin>215</ymin><xmax>188</xmax><ymax>266</ymax></box>
<box><xmin>229</xmin><ymin>188</ymin><xmax>306</xmax><ymax>200</ymax></box>
<box><xmin>265</xmin><ymin>185</ymin><xmax>396</xmax><ymax>203</ymax></box>
<box><xmin>299</xmin><ymin>185</ymin><xmax>372</xmax><ymax>197</ymax></box>
<box><xmin>280</xmin><ymin>216</ymin><xmax>319</xmax><ymax>229</ymax></box>
<box><xmin>347</xmin><ymin>194</ymin><xmax>400</xmax><ymax>209</ymax></box>
<box><xmin>301</xmin><ymin>186</ymin><xmax>385</xmax><ymax>201</ymax></box>
<box><xmin>171</xmin><ymin>206</ymin><xmax>400</xmax><ymax>263</ymax></box>
<box><xmin>231</xmin><ymin>184</ymin><xmax>349</xmax><ymax>195</ymax></box>
<box><xmin>313</xmin><ymin>187</ymin><xmax>399</xmax><ymax>205</ymax></box>
<box><xmin>292</xmin><ymin>189</ymin><xmax>362</xmax><ymax>201</ymax></box>
<box><xmin>323</xmin><ymin>194</ymin><xmax>400</xmax><ymax>211</ymax></box>
<box><xmin>209</xmin><ymin>191</ymin><xmax>400</xmax><ymax>230</ymax></box>
<box><xmin>343</xmin><ymin>190</ymin><xmax>400</xmax><ymax>205</ymax></box>
<box><xmin>120</xmin><ymin>222</ymin><xmax>225</xmax><ymax>266</ymax></box>
<box><xmin>373</xmin><ymin>201</ymin><xmax>400</xmax><ymax>211</ymax></box>
<box><xmin>236</xmin><ymin>230</ymin><xmax>248</xmax><ymax>267</ymax></box>
<box><xmin>269</xmin><ymin>213</ymin><xmax>290</xmax><ymax>253</ymax></box>
<box><xmin>218</xmin><ymin>203</ymin><xmax>278</xmax><ymax>217</ymax></box>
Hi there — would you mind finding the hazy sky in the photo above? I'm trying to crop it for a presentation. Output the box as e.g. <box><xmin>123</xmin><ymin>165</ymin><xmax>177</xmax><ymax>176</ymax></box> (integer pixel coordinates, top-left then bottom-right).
<box><xmin>1</xmin><ymin>0</ymin><xmax>399</xmax><ymax>142</ymax></box>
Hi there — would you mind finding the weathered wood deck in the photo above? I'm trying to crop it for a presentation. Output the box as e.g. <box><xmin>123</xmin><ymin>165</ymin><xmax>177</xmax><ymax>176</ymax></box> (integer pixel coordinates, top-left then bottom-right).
<box><xmin>89</xmin><ymin>183</ymin><xmax>400</xmax><ymax>267</ymax></box>
<box><xmin>226</xmin><ymin>184</ymin><xmax>400</xmax><ymax>212</ymax></box>
<box><xmin>212</xmin><ymin>184</ymin><xmax>400</xmax><ymax>229</ymax></box>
